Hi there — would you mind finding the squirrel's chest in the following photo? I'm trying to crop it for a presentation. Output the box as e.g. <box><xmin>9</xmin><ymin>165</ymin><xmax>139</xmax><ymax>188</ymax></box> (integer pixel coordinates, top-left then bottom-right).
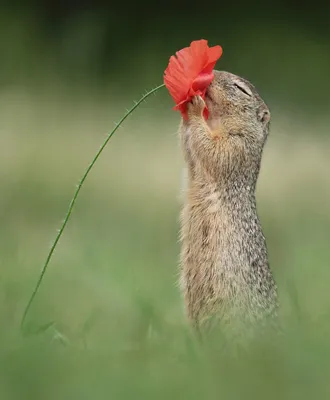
<box><xmin>180</xmin><ymin>201</ymin><xmax>224</xmax><ymax>266</ymax></box>
<box><xmin>180</xmin><ymin>197</ymin><xmax>252</xmax><ymax>273</ymax></box>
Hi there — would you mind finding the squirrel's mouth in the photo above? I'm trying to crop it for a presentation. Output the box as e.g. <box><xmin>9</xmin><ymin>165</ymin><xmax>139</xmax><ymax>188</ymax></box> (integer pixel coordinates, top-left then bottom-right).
<box><xmin>205</xmin><ymin>89</ymin><xmax>213</xmax><ymax>102</ymax></box>
<box><xmin>205</xmin><ymin>89</ymin><xmax>215</xmax><ymax>119</ymax></box>
<box><xmin>204</xmin><ymin>90</ymin><xmax>213</xmax><ymax>109</ymax></box>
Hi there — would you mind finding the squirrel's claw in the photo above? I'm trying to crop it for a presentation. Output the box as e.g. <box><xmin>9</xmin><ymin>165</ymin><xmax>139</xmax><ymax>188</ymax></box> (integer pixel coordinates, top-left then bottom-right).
<box><xmin>187</xmin><ymin>95</ymin><xmax>205</xmax><ymax>118</ymax></box>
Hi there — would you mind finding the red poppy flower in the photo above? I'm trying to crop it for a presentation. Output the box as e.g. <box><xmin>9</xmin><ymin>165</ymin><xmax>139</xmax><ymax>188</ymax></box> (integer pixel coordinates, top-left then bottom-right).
<box><xmin>164</xmin><ymin>39</ymin><xmax>223</xmax><ymax>120</ymax></box>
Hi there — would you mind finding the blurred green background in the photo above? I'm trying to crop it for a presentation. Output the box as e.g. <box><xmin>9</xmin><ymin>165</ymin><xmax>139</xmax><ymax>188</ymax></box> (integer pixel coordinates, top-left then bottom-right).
<box><xmin>0</xmin><ymin>1</ymin><xmax>330</xmax><ymax>399</ymax></box>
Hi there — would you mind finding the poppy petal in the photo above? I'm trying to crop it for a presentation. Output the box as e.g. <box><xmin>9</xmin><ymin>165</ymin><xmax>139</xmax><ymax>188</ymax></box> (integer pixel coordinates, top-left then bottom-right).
<box><xmin>164</xmin><ymin>39</ymin><xmax>223</xmax><ymax>119</ymax></box>
<box><xmin>191</xmin><ymin>71</ymin><xmax>215</xmax><ymax>93</ymax></box>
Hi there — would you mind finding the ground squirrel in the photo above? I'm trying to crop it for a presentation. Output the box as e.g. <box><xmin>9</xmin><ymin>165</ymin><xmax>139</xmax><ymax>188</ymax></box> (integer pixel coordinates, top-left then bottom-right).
<box><xmin>179</xmin><ymin>70</ymin><xmax>278</xmax><ymax>335</ymax></box>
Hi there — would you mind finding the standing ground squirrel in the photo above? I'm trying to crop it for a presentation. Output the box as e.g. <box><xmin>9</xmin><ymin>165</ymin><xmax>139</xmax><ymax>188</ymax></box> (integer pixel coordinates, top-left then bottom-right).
<box><xmin>179</xmin><ymin>70</ymin><xmax>278</xmax><ymax>334</ymax></box>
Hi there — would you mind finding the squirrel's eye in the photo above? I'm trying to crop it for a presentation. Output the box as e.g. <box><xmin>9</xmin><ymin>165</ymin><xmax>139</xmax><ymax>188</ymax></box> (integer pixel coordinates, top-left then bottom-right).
<box><xmin>233</xmin><ymin>83</ymin><xmax>252</xmax><ymax>97</ymax></box>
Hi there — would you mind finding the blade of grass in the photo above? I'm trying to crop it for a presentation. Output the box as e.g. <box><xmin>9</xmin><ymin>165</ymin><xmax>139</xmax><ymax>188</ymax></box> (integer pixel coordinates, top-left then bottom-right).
<box><xmin>20</xmin><ymin>83</ymin><xmax>166</xmax><ymax>332</ymax></box>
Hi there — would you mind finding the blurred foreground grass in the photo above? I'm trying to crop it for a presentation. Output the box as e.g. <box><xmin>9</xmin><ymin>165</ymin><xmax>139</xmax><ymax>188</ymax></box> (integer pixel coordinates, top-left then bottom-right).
<box><xmin>0</xmin><ymin>83</ymin><xmax>330</xmax><ymax>399</ymax></box>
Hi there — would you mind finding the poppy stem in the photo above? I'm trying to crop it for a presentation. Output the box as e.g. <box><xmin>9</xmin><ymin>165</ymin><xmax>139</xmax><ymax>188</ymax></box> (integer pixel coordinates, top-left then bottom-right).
<box><xmin>20</xmin><ymin>83</ymin><xmax>166</xmax><ymax>333</ymax></box>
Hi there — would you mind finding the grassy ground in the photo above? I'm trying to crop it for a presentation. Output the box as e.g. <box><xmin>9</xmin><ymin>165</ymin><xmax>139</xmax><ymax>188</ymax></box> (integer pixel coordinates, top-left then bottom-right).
<box><xmin>0</xmin><ymin>83</ymin><xmax>330</xmax><ymax>399</ymax></box>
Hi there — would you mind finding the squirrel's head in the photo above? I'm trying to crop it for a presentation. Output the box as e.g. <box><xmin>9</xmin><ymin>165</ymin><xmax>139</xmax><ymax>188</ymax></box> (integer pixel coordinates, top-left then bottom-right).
<box><xmin>182</xmin><ymin>70</ymin><xmax>271</xmax><ymax>190</ymax></box>
<box><xmin>205</xmin><ymin>70</ymin><xmax>270</xmax><ymax>144</ymax></box>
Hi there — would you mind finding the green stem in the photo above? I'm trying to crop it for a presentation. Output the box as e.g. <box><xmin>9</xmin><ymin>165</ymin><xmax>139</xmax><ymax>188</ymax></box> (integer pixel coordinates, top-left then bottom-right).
<box><xmin>20</xmin><ymin>83</ymin><xmax>166</xmax><ymax>332</ymax></box>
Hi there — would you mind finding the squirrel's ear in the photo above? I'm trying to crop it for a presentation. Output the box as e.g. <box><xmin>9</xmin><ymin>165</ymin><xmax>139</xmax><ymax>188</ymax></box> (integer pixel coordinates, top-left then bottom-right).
<box><xmin>257</xmin><ymin>105</ymin><xmax>270</xmax><ymax>125</ymax></box>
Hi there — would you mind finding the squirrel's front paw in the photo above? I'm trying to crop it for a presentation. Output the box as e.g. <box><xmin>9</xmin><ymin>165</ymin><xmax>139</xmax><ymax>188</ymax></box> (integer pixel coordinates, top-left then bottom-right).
<box><xmin>187</xmin><ymin>96</ymin><xmax>206</xmax><ymax>119</ymax></box>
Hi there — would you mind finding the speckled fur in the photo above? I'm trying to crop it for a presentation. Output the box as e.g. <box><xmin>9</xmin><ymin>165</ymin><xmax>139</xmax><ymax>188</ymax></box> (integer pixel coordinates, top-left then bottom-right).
<box><xmin>179</xmin><ymin>70</ymin><xmax>278</xmax><ymax>335</ymax></box>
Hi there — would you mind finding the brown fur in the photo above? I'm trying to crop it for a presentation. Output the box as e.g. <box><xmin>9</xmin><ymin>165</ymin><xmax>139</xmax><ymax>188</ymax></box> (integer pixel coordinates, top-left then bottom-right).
<box><xmin>179</xmin><ymin>70</ymin><xmax>278</xmax><ymax>335</ymax></box>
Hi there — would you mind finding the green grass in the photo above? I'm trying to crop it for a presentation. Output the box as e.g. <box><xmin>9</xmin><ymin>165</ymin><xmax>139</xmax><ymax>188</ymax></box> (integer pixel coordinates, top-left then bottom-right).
<box><xmin>1</xmin><ymin>84</ymin><xmax>330</xmax><ymax>399</ymax></box>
